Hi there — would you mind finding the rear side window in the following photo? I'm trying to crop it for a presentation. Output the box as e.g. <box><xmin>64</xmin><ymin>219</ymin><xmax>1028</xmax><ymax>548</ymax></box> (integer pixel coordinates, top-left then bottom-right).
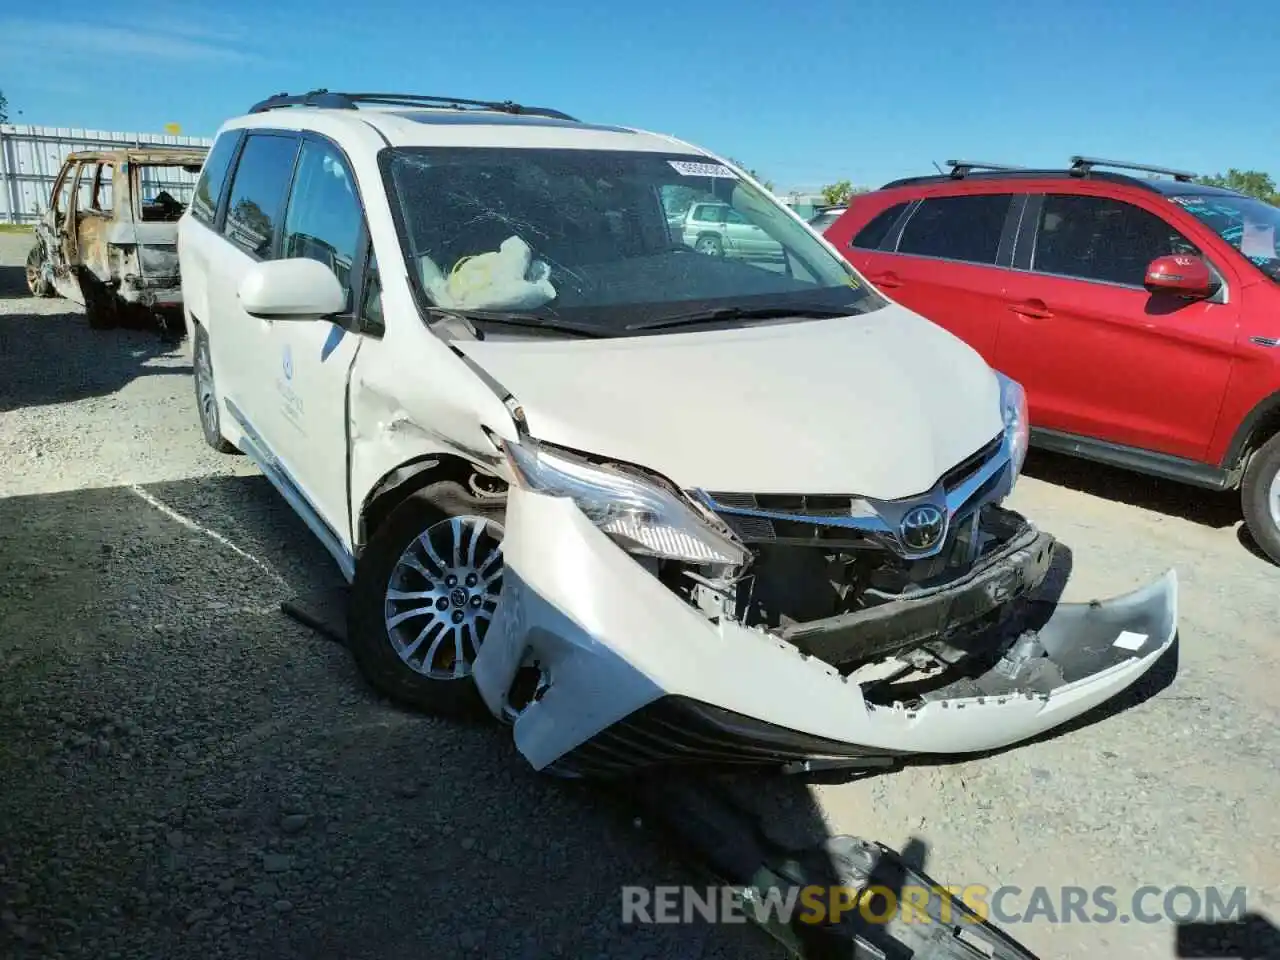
<box><xmin>691</xmin><ymin>204</ymin><xmax>725</xmax><ymax>224</ymax></box>
<box><xmin>1032</xmin><ymin>194</ymin><xmax>1200</xmax><ymax>287</ymax></box>
<box><xmin>191</xmin><ymin>132</ymin><xmax>241</xmax><ymax>225</ymax></box>
<box><xmin>896</xmin><ymin>194</ymin><xmax>1011</xmax><ymax>265</ymax></box>
<box><xmin>850</xmin><ymin>202</ymin><xmax>909</xmax><ymax>250</ymax></box>
<box><xmin>221</xmin><ymin>134</ymin><xmax>300</xmax><ymax>258</ymax></box>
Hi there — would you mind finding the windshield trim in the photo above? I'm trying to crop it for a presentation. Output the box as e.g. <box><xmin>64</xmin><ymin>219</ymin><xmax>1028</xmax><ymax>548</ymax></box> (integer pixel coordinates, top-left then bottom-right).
<box><xmin>376</xmin><ymin>144</ymin><xmax>887</xmax><ymax>339</ymax></box>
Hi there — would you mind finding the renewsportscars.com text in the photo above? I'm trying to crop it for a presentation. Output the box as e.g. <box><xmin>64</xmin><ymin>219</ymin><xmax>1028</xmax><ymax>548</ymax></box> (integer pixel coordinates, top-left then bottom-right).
<box><xmin>621</xmin><ymin>883</ymin><xmax>1249</xmax><ymax>927</ymax></box>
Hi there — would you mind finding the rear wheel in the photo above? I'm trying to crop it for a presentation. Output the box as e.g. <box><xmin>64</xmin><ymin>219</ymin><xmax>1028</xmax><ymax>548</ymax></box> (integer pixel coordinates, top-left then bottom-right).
<box><xmin>193</xmin><ymin>324</ymin><xmax>237</xmax><ymax>454</ymax></box>
<box><xmin>25</xmin><ymin>244</ymin><xmax>53</xmax><ymax>297</ymax></box>
<box><xmin>348</xmin><ymin>482</ymin><xmax>506</xmax><ymax>718</ymax></box>
<box><xmin>1241</xmin><ymin>432</ymin><xmax>1280</xmax><ymax>565</ymax></box>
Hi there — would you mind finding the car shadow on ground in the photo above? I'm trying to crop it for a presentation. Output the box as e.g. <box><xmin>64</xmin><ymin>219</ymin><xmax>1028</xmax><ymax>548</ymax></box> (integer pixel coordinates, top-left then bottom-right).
<box><xmin>0</xmin><ymin>272</ymin><xmax>187</xmax><ymax>413</ymax></box>
<box><xmin>1022</xmin><ymin>448</ymin><xmax>1242</xmax><ymax>529</ymax></box>
<box><xmin>0</xmin><ymin>474</ymin><xmax>1040</xmax><ymax>959</ymax></box>
<box><xmin>1176</xmin><ymin>912</ymin><xmax>1280</xmax><ymax>958</ymax></box>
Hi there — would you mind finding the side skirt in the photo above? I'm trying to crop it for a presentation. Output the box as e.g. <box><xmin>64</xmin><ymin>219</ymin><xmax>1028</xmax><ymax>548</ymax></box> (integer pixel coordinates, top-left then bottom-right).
<box><xmin>1031</xmin><ymin>427</ymin><xmax>1237</xmax><ymax>491</ymax></box>
<box><xmin>224</xmin><ymin>399</ymin><xmax>357</xmax><ymax>582</ymax></box>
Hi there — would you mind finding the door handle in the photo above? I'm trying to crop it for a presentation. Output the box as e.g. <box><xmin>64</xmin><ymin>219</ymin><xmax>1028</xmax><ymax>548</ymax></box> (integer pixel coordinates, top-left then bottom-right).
<box><xmin>868</xmin><ymin>271</ymin><xmax>902</xmax><ymax>289</ymax></box>
<box><xmin>1008</xmin><ymin>298</ymin><xmax>1054</xmax><ymax>320</ymax></box>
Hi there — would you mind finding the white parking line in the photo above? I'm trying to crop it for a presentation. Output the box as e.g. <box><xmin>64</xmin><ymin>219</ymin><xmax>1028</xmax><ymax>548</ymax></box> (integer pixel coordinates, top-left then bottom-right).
<box><xmin>129</xmin><ymin>483</ymin><xmax>288</xmax><ymax>586</ymax></box>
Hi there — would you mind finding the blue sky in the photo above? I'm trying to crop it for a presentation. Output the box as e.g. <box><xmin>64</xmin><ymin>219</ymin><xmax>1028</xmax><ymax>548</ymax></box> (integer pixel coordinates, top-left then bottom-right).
<box><xmin>4</xmin><ymin>0</ymin><xmax>1277</xmax><ymax>191</ymax></box>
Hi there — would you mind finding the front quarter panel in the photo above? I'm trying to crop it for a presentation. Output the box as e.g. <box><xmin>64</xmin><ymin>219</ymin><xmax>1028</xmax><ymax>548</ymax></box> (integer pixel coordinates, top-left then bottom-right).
<box><xmin>345</xmin><ymin>275</ymin><xmax>522</xmax><ymax>538</ymax></box>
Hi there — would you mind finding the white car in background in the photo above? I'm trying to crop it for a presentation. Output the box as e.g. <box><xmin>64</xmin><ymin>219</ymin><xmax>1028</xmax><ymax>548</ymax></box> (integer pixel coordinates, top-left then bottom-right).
<box><xmin>178</xmin><ymin>90</ymin><xmax>1177</xmax><ymax>779</ymax></box>
<box><xmin>807</xmin><ymin>205</ymin><xmax>847</xmax><ymax>234</ymax></box>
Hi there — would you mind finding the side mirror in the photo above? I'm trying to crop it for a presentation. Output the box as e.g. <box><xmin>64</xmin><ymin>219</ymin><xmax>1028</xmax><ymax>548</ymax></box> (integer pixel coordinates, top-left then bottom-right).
<box><xmin>237</xmin><ymin>258</ymin><xmax>346</xmax><ymax>320</ymax></box>
<box><xmin>1144</xmin><ymin>254</ymin><xmax>1214</xmax><ymax>299</ymax></box>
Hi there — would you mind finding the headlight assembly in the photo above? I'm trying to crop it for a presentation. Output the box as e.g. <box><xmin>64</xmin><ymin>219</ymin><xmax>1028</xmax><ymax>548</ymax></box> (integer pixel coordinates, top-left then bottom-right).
<box><xmin>998</xmin><ymin>373</ymin><xmax>1030</xmax><ymax>481</ymax></box>
<box><xmin>501</xmin><ymin>439</ymin><xmax>747</xmax><ymax>566</ymax></box>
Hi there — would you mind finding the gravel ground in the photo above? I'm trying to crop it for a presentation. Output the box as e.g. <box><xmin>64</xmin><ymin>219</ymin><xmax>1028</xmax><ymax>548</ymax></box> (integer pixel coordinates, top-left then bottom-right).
<box><xmin>0</xmin><ymin>234</ymin><xmax>787</xmax><ymax>960</ymax></box>
<box><xmin>1</xmin><ymin>230</ymin><xmax>1277</xmax><ymax>960</ymax></box>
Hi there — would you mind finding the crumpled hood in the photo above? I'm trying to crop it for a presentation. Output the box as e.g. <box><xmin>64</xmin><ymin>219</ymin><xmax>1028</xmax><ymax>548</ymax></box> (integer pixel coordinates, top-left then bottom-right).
<box><xmin>455</xmin><ymin>305</ymin><xmax>1004</xmax><ymax>498</ymax></box>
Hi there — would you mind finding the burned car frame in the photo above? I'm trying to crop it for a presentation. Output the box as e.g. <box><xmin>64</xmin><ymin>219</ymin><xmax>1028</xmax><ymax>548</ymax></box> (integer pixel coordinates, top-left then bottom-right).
<box><xmin>26</xmin><ymin>146</ymin><xmax>208</xmax><ymax>335</ymax></box>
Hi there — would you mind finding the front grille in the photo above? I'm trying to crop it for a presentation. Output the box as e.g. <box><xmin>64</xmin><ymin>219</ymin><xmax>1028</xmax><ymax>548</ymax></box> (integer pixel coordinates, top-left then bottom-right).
<box><xmin>550</xmin><ymin>695</ymin><xmax>900</xmax><ymax>778</ymax></box>
<box><xmin>941</xmin><ymin>433</ymin><xmax>1004</xmax><ymax>490</ymax></box>
<box><xmin>704</xmin><ymin>432</ymin><xmax>1006</xmax><ymax>549</ymax></box>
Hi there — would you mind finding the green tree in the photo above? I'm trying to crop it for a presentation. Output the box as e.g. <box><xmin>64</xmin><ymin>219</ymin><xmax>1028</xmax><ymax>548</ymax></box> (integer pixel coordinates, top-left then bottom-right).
<box><xmin>1196</xmin><ymin>169</ymin><xmax>1279</xmax><ymax>205</ymax></box>
<box><xmin>728</xmin><ymin>158</ymin><xmax>774</xmax><ymax>192</ymax></box>
<box><xmin>0</xmin><ymin>90</ymin><xmax>8</xmax><ymax>124</ymax></box>
<box><xmin>820</xmin><ymin>180</ymin><xmax>854</xmax><ymax>206</ymax></box>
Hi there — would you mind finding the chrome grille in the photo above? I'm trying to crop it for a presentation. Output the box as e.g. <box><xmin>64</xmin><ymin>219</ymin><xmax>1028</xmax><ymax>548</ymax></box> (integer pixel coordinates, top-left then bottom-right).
<box><xmin>694</xmin><ymin>432</ymin><xmax>1010</xmax><ymax>559</ymax></box>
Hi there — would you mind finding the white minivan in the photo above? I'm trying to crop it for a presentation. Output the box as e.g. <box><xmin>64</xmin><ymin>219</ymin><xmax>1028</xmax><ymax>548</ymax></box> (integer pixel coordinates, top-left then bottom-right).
<box><xmin>178</xmin><ymin>91</ymin><xmax>1177</xmax><ymax>778</ymax></box>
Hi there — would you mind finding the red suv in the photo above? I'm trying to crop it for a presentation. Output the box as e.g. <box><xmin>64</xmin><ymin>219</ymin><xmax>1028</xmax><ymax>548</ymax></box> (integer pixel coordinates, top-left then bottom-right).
<box><xmin>826</xmin><ymin>156</ymin><xmax>1280</xmax><ymax>564</ymax></box>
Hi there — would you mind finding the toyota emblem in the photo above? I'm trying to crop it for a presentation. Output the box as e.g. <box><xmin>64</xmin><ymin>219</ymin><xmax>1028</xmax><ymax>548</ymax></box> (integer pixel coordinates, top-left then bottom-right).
<box><xmin>899</xmin><ymin>505</ymin><xmax>945</xmax><ymax>551</ymax></box>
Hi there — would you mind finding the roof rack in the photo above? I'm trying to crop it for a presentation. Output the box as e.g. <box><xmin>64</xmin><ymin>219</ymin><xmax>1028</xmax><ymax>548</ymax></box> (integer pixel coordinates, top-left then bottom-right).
<box><xmin>1069</xmin><ymin>155</ymin><xmax>1197</xmax><ymax>182</ymax></box>
<box><xmin>247</xmin><ymin>89</ymin><xmax>579</xmax><ymax>122</ymax></box>
<box><xmin>945</xmin><ymin>159</ymin><xmax>1026</xmax><ymax>179</ymax></box>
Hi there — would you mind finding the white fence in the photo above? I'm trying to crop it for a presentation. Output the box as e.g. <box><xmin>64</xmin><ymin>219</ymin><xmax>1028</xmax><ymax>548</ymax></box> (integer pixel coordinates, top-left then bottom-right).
<box><xmin>0</xmin><ymin>124</ymin><xmax>214</xmax><ymax>224</ymax></box>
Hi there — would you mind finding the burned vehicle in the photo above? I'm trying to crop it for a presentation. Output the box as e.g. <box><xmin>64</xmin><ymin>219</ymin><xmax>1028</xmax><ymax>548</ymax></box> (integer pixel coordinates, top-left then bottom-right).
<box><xmin>179</xmin><ymin>91</ymin><xmax>1178</xmax><ymax>780</ymax></box>
<box><xmin>26</xmin><ymin>146</ymin><xmax>208</xmax><ymax>335</ymax></box>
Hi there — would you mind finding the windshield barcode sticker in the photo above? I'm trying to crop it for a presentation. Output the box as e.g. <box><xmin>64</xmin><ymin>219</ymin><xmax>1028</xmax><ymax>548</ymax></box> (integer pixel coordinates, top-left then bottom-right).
<box><xmin>668</xmin><ymin>160</ymin><xmax>737</xmax><ymax>179</ymax></box>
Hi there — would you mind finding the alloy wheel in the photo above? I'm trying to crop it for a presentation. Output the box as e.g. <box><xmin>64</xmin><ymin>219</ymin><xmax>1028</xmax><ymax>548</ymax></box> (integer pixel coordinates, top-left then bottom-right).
<box><xmin>1270</xmin><ymin>470</ymin><xmax>1280</xmax><ymax>531</ymax></box>
<box><xmin>383</xmin><ymin>516</ymin><xmax>504</xmax><ymax>680</ymax></box>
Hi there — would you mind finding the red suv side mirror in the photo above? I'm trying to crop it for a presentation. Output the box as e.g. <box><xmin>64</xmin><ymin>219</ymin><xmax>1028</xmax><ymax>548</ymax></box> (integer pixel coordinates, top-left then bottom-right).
<box><xmin>1144</xmin><ymin>254</ymin><xmax>1214</xmax><ymax>298</ymax></box>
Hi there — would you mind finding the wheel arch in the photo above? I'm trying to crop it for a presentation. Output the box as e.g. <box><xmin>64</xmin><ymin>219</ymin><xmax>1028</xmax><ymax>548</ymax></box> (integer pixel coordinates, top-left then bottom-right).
<box><xmin>355</xmin><ymin>451</ymin><xmax>508</xmax><ymax>552</ymax></box>
<box><xmin>1222</xmin><ymin>390</ymin><xmax>1280</xmax><ymax>477</ymax></box>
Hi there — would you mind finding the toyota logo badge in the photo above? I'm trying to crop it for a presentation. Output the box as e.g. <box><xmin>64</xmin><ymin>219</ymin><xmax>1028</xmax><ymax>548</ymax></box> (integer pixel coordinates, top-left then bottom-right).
<box><xmin>899</xmin><ymin>505</ymin><xmax>945</xmax><ymax>551</ymax></box>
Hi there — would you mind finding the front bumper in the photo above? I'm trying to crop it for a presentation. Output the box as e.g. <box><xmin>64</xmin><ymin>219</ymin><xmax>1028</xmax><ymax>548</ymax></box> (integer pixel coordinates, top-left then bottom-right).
<box><xmin>473</xmin><ymin>487</ymin><xmax>1178</xmax><ymax>777</ymax></box>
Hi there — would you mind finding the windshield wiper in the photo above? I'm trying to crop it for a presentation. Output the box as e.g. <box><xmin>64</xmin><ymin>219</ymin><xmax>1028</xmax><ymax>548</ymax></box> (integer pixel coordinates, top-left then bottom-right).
<box><xmin>624</xmin><ymin>304</ymin><xmax>857</xmax><ymax>332</ymax></box>
<box><xmin>425</xmin><ymin>306</ymin><xmax>607</xmax><ymax>338</ymax></box>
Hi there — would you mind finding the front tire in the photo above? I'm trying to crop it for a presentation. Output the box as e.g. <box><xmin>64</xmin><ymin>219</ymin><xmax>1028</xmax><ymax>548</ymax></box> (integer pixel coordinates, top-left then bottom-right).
<box><xmin>1241</xmin><ymin>432</ymin><xmax>1280</xmax><ymax>565</ymax></box>
<box><xmin>695</xmin><ymin>233</ymin><xmax>725</xmax><ymax>257</ymax></box>
<box><xmin>348</xmin><ymin>482</ymin><xmax>505</xmax><ymax>718</ymax></box>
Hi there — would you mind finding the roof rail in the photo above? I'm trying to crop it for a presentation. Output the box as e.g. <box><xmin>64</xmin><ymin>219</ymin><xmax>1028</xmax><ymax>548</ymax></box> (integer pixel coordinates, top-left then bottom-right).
<box><xmin>945</xmin><ymin>159</ymin><xmax>1026</xmax><ymax>179</ymax></box>
<box><xmin>247</xmin><ymin>89</ymin><xmax>579</xmax><ymax>122</ymax></box>
<box><xmin>1069</xmin><ymin>155</ymin><xmax>1197</xmax><ymax>182</ymax></box>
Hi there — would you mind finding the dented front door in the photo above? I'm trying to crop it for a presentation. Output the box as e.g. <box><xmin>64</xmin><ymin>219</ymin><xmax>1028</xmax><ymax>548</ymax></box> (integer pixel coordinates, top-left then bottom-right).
<box><xmin>256</xmin><ymin>135</ymin><xmax>369</xmax><ymax>547</ymax></box>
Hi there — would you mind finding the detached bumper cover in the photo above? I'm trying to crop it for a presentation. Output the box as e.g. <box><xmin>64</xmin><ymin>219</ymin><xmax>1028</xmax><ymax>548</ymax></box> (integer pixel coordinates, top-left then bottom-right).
<box><xmin>474</xmin><ymin>487</ymin><xmax>1178</xmax><ymax>777</ymax></box>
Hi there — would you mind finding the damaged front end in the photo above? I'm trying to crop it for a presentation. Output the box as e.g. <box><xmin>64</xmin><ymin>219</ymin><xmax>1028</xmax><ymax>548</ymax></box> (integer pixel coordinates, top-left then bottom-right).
<box><xmin>471</xmin><ymin>421</ymin><xmax>1177</xmax><ymax>779</ymax></box>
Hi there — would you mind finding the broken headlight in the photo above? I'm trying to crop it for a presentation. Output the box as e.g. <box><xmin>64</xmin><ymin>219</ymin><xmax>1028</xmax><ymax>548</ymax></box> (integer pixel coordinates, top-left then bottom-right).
<box><xmin>501</xmin><ymin>439</ymin><xmax>747</xmax><ymax>565</ymax></box>
<box><xmin>999</xmin><ymin>373</ymin><xmax>1030</xmax><ymax>482</ymax></box>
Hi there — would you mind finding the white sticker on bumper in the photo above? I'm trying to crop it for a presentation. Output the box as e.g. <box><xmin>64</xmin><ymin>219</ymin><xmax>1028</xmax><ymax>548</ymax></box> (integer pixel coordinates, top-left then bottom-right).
<box><xmin>1112</xmin><ymin>630</ymin><xmax>1147</xmax><ymax>651</ymax></box>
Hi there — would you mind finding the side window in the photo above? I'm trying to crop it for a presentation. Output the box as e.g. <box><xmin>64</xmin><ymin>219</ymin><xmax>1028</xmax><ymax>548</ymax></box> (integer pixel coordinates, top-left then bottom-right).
<box><xmin>724</xmin><ymin>207</ymin><xmax>749</xmax><ymax>225</ymax></box>
<box><xmin>851</xmin><ymin>202</ymin><xmax>909</xmax><ymax>250</ymax></box>
<box><xmin>361</xmin><ymin>252</ymin><xmax>384</xmax><ymax>335</ymax></box>
<box><xmin>73</xmin><ymin>162</ymin><xmax>96</xmax><ymax>213</ymax></box>
<box><xmin>220</xmin><ymin>134</ymin><xmax>300</xmax><ymax>259</ymax></box>
<box><xmin>191</xmin><ymin>131</ymin><xmax>243</xmax><ymax>226</ymax></box>
<box><xmin>896</xmin><ymin>194</ymin><xmax>1012</xmax><ymax>265</ymax></box>
<box><xmin>91</xmin><ymin>164</ymin><xmax>113</xmax><ymax>214</ymax></box>
<box><xmin>1032</xmin><ymin>194</ymin><xmax>1200</xmax><ymax>287</ymax></box>
<box><xmin>280</xmin><ymin>139</ymin><xmax>363</xmax><ymax>299</ymax></box>
<box><xmin>52</xmin><ymin>168</ymin><xmax>74</xmax><ymax>218</ymax></box>
<box><xmin>692</xmin><ymin>204</ymin><xmax>725</xmax><ymax>224</ymax></box>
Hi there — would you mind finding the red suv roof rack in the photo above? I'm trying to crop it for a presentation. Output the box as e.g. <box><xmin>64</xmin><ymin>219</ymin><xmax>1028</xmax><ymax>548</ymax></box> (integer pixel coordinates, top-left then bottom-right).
<box><xmin>1068</xmin><ymin>155</ymin><xmax>1197</xmax><ymax>182</ymax></box>
<box><xmin>945</xmin><ymin>160</ymin><xmax>1026</xmax><ymax>179</ymax></box>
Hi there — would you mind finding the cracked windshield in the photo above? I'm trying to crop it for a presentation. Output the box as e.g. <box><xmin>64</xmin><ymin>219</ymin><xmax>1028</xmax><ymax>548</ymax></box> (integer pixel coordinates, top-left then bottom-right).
<box><xmin>386</xmin><ymin>148</ymin><xmax>881</xmax><ymax>334</ymax></box>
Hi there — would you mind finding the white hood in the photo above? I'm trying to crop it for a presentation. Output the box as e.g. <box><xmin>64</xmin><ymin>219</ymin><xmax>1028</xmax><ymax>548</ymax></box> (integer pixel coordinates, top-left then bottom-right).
<box><xmin>455</xmin><ymin>305</ymin><xmax>1004</xmax><ymax>499</ymax></box>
